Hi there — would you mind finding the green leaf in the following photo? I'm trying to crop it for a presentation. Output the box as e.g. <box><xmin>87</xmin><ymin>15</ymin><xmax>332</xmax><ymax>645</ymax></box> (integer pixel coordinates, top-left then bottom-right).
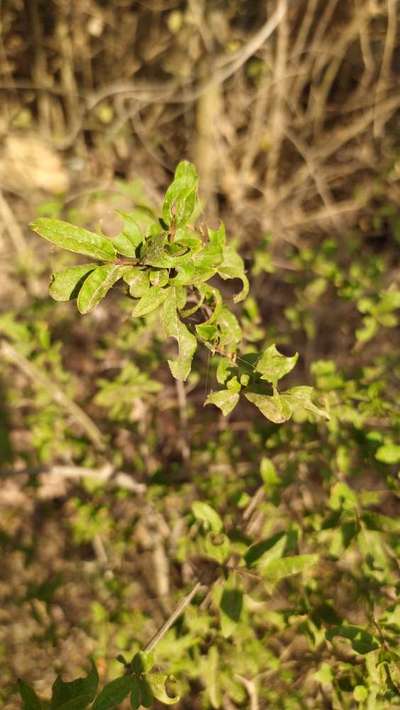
<box><xmin>220</xmin><ymin>586</ymin><xmax>243</xmax><ymax>638</ymax></box>
<box><xmin>280</xmin><ymin>386</ymin><xmax>329</xmax><ymax>419</ymax></box>
<box><xmin>49</xmin><ymin>264</ymin><xmax>97</xmax><ymax>302</ymax></box>
<box><xmin>18</xmin><ymin>680</ymin><xmax>43</xmax><ymax>710</ymax></box>
<box><xmin>123</xmin><ymin>268</ymin><xmax>150</xmax><ymax>297</ymax></box>
<box><xmin>50</xmin><ymin>662</ymin><xmax>98</xmax><ymax>709</ymax></box>
<box><xmin>197</xmin><ymin>284</ymin><xmax>223</xmax><ymax>324</ymax></box>
<box><xmin>130</xmin><ymin>678</ymin><xmax>141</xmax><ymax>710</ymax></box>
<box><xmin>31</xmin><ymin>218</ymin><xmax>116</xmax><ymax>261</ymax></box>
<box><xmin>76</xmin><ymin>265</ymin><xmax>125</xmax><ymax>314</ymax></box>
<box><xmin>162</xmin><ymin>161</ymin><xmax>198</xmax><ymax>227</ymax></box>
<box><xmin>375</xmin><ymin>443</ymin><xmax>400</xmax><ymax>464</ymax></box>
<box><xmin>353</xmin><ymin>685</ymin><xmax>368</xmax><ymax>702</ymax></box>
<box><xmin>142</xmin><ymin>234</ymin><xmax>175</xmax><ymax>268</ymax></box>
<box><xmin>137</xmin><ymin>678</ymin><xmax>153</xmax><ymax>708</ymax></box>
<box><xmin>131</xmin><ymin>652</ymin><xmax>154</xmax><ymax>674</ymax></box>
<box><xmin>148</xmin><ymin>674</ymin><xmax>180</xmax><ymax>705</ymax></box>
<box><xmin>245</xmin><ymin>532</ymin><xmax>287</xmax><ymax>568</ymax></box>
<box><xmin>256</xmin><ymin>344</ymin><xmax>298</xmax><ymax>384</ymax></box>
<box><xmin>326</xmin><ymin>626</ymin><xmax>379</xmax><ymax>655</ymax></box>
<box><xmin>114</xmin><ymin>212</ymin><xmax>144</xmax><ymax>255</ymax></box>
<box><xmin>216</xmin><ymin>357</ymin><xmax>234</xmax><ymax>385</ymax></box>
<box><xmin>217</xmin><ymin>245</ymin><xmax>249</xmax><ymax>303</ymax></box>
<box><xmin>150</xmin><ymin>269</ymin><xmax>169</xmax><ymax>287</ymax></box>
<box><xmin>215</xmin><ymin>307</ymin><xmax>242</xmax><ymax>348</ymax></box>
<box><xmin>132</xmin><ymin>286</ymin><xmax>170</xmax><ymax>317</ymax></box>
<box><xmin>203</xmin><ymin>531</ymin><xmax>230</xmax><ymax>564</ymax></box>
<box><xmin>92</xmin><ymin>676</ymin><xmax>134</xmax><ymax>710</ymax></box>
<box><xmin>112</xmin><ymin>233</ymin><xmax>138</xmax><ymax>258</ymax></box>
<box><xmin>203</xmin><ymin>646</ymin><xmax>220</xmax><ymax>709</ymax></box>
<box><xmin>260</xmin><ymin>457</ymin><xmax>280</xmax><ymax>487</ymax></box>
<box><xmin>161</xmin><ymin>287</ymin><xmax>197</xmax><ymax>380</ymax></box>
<box><xmin>192</xmin><ymin>501</ymin><xmax>223</xmax><ymax>533</ymax></box>
<box><xmin>205</xmin><ymin>390</ymin><xmax>240</xmax><ymax>416</ymax></box>
<box><xmin>329</xmin><ymin>482</ymin><xmax>358</xmax><ymax>511</ymax></box>
<box><xmin>261</xmin><ymin>554</ymin><xmax>319</xmax><ymax>582</ymax></box>
<box><xmin>245</xmin><ymin>391</ymin><xmax>292</xmax><ymax>423</ymax></box>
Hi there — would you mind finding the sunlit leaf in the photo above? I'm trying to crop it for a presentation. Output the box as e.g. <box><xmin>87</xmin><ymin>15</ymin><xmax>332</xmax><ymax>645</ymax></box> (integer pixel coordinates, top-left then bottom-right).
<box><xmin>131</xmin><ymin>652</ymin><xmax>154</xmax><ymax>674</ymax></box>
<box><xmin>375</xmin><ymin>443</ymin><xmax>400</xmax><ymax>464</ymax></box>
<box><xmin>256</xmin><ymin>344</ymin><xmax>298</xmax><ymax>384</ymax></box>
<box><xmin>162</xmin><ymin>161</ymin><xmax>198</xmax><ymax>227</ymax></box>
<box><xmin>148</xmin><ymin>673</ymin><xmax>180</xmax><ymax>705</ymax></box>
<box><xmin>281</xmin><ymin>386</ymin><xmax>329</xmax><ymax>420</ymax></box>
<box><xmin>245</xmin><ymin>391</ymin><xmax>292</xmax><ymax>423</ymax></box>
<box><xmin>49</xmin><ymin>264</ymin><xmax>97</xmax><ymax>301</ymax></box>
<box><xmin>261</xmin><ymin>554</ymin><xmax>318</xmax><ymax>582</ymax></box>
<box><xmin>203</xmin><ymin>646</ymin><xmax>220</xmax><ymax>709</ymax></box>
<box><xmin>218</xmin><ymin>245</ymin><xmax>249</xmax><ymax>303</ymax></box>
<box><xmin>132</xmin><ymin>286</ymin><xmax>170</xmax><ymax>317</ymax></box>
<box><xmin>205</xmin><ymin>390</ymin><xmax>240</xmax><ymax>416</ymax></box>
<box><xmin>31</xmin><ymin>218</ymin><xmax>116</xmax><ymax>261</ymax></box>
<box><xmin>114</xmin><ymin>212</ymin><xmax>144</xmax><ymax>255</ymax></box>
<box><xmin>245</xmin><ymin>532</ymin><xmax>287</xmax><ymax>568</ymax></box>
<box><xmin>192</xmin><ymin>501</ymin><xmax>223</xmax><ymax>533</ymax></box>
<box><xmin>77</xmin><ymin>265</ymin><xmax>126</xmax><ymax>314</ymax></box>
<box><xmin>123</xmin><ymin>268</ymin><xmax>150</xmax><ymax>297</ymax></box>
<box><xmin>161</xmin><ymin>287</ymin><xmax>197</xmax><ymax>380</ymax></box>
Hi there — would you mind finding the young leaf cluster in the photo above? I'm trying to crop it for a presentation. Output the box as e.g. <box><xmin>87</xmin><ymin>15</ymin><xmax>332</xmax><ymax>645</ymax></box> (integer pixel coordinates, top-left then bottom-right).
<box><xmin>31</xmin><ymin>162</ymin><xmax>327</xmax><ymax>423</ymax></box>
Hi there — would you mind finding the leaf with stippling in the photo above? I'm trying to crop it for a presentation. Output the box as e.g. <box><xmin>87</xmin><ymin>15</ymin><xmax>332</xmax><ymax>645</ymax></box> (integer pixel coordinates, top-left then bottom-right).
<box><xmin>49</xmin><ymin>264</ymin><xmax>97</xmax><ymax>301</ymax></box>
<box><xmin>281</xmin><ymin>386</ymin><xmax>329</xmax><ymax>420</ymax></box>
<box><xmin>77</xmin><ymin>265</ymin><xmax>126</xmax><ymax>314</ymax></box>
<box><xmin>245</xmin><ymin>391</ymin><xmax>292</xmax><ymax>423</ymax></box>
<box><xmin>31</xmin><ymin>218</ymin><xmax>116</xmax><ymax>261</ymax></box>
<box><xmin>218</xmin><ymin>245</ymin><xmax>249</xmax><ymax>303</ymax></box>
<box><xmin>132</xmin><ymin>286</ymin><xmax>171</xmax><ymax>317</ymax></box>
<box><xmin>215</xmin><ymin>307</ymin><xmax>242</xmax><ymax>348</ymax></box>
<box><xmin>123</xmin><ymin>268</ymin><xmax>150</xmax><ymax>297</ymax></box>
<box><xmin>113</xmin><ymin>212</ymin><xmax>144</xmax><ymax>256</ymax></box>
<box><xmin>162</xmin><ymin>161</ymin><xmax>199</xmax><ymax>227</ymax></box>
<box><xmin>256</xmin><ymin>344</ymin><xmax>298</xmax><ymax>384</ymax></box>
<box><xmin>161</xmin><ymin>287</ymin><xmax>197</xmax><ymax>380</ymax></box>
<box><xmin>205</xmin><ymin>390</ymin><xmax>240</xmax><ymax>416</ymax></box>
<box><xmin>246</xmin><ymin>386</ymin><xmax>328</xmax><ymax>423</ymax></box>
<box><xmin>142</xmin><ymin>234</ymin><xmax>175</xmax><ymax>268</ymax></box>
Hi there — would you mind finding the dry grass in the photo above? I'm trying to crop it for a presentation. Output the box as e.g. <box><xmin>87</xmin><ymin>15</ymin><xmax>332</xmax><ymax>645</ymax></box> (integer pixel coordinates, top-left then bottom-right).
<box><xmin>0</xmin><ymin>0</ymin><xmax>399</xmax><ymax>249</ymax></box>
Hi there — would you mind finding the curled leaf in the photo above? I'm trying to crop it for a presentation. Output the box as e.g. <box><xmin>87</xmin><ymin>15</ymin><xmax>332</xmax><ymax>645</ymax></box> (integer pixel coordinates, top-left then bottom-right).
<box><xmin>205</xmin><ymin>390</ymin><xmax>240</xmax><ymax>416</ymax></box>
<box><xmin>148</xmin><ymin>673</ymin><xmax>180</xmax><ymax>705</ymax></box>
<box><xmin>162</xmin><ymin>287</ymin><xmax>197</xmax><ymax>381</ymax></box>
<box><xmin>256</xmin><ymin>344</ymin><xmax>298</xmax><ymax>384</ymax></box>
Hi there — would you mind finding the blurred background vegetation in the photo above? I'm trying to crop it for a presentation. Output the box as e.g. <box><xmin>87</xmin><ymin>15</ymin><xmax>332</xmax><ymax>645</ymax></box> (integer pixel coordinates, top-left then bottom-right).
<box><xmin>1</xmin><ymin>1</ymin><xmax>400</xmax><ymax>708</ymax></box>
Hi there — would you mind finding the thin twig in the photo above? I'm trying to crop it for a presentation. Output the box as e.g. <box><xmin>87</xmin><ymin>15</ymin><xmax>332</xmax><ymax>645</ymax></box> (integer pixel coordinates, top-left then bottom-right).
<box><xmin>143</xmin><ymin>581</ymin><xmax>203</xmax><ymax>653</ymax></box>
